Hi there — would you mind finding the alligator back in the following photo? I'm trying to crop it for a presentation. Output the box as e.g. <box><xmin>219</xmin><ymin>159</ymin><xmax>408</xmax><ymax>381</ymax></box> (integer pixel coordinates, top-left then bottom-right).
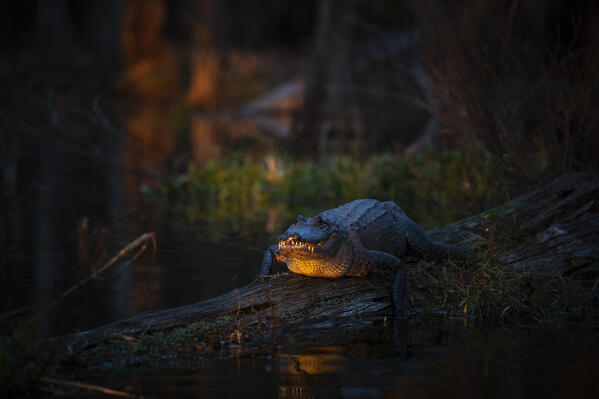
<box><xmin>319</xmin><ymin>199</ymin><xmax>409</xmax><ymax>256</ymax></box>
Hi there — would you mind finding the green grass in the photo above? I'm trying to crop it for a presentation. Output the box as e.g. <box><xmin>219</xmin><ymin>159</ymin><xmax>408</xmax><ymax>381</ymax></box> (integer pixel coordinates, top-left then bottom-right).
<box><xmin>151</xmin><ymin>148</ymin><xmax>512</xmax><ymax>232</ymax></box>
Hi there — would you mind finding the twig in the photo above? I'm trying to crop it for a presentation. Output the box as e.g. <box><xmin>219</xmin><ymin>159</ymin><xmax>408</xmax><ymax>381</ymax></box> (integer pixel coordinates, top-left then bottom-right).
<box><xmin>128</xmin><ymin>320</ymin><xmax>153</xmax><ymax>365</ymax></box>
<box><xmin>23</xmin><ymin>233</ymin><xmax>156</xmax><ymax>328</ymax></box>
<box><xmin>0</xmin><ymin>306</ymin><xmax>28</xmax><ymax>324</ymax></box>
<box><xmin>39</xmin><ymin>377</ymin><xmax>143</xmax><ymax>398</ymax></box>
<box><xmin>230</xmin><ymin>286</ymin><xmax>242</xmax><ymax>345</ymax></box>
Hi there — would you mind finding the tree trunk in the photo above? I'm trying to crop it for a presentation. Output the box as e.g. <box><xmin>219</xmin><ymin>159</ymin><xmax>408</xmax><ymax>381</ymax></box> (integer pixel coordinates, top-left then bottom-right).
<box><xmin>47</xmin><ymin>172</ymin><xmax>599</xmax><ymax>361</ymax></box>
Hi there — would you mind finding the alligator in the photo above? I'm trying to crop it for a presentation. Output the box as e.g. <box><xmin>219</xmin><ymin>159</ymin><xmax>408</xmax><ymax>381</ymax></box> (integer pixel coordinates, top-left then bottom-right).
<box><xmin>259</xmin><ymin>199</ymin><xmax>467</xmax><ymax>317</ymax></box>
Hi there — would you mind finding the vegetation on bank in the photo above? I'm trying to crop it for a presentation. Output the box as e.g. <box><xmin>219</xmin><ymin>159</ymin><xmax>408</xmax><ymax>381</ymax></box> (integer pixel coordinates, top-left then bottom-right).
<box><xmin>152</xmin><ymin>148</ymin><xmax>514</xmax><ymax>232</ymax></box>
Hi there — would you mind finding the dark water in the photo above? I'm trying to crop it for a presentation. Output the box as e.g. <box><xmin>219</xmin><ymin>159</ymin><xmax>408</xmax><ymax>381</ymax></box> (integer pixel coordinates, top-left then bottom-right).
<box><xmin>1</xmin><ymin>198</ymin><xmax>273</xmax><ymax>339</ymax></box>
<box><xmin>0</xmin><ymin>125</ymin><xmax>278</xmax><ymax>338</ymax></box>
<box><xmin>93</xmin><ymin>328</ymin><xmax>599</xmax><ymax>398</ymax></box>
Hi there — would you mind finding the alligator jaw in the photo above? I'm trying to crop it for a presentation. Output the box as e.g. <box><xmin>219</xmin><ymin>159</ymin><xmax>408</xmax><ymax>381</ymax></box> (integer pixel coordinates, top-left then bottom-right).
<box><xmin>277</xmin><ymin>237</ymin><xmax>317</xmax><ymax>253</ymax></box>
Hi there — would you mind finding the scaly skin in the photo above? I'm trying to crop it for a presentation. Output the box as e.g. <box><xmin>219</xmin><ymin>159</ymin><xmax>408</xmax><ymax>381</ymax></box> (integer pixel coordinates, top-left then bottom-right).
<box><xmin>259</xmin><ymin>199</ymin><xmax>467</xmax><ymax>318</ymax></box>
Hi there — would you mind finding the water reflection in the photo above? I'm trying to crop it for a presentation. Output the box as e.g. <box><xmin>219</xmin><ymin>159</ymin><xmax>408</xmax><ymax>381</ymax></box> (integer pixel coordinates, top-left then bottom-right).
<box><xmin>112</xmin><ymin>328</ymin><xmax>597</xmax><ymax>398</ymax></box>
<box><xmin>279</xmin><ymin>347</ymin><xmax>350</xmax><ymax>375</ymax></box>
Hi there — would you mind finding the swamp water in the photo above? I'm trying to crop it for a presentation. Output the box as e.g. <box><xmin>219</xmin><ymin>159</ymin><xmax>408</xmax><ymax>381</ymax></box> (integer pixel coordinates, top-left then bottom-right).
<box><xmin>99</xmin><ymin>327</ymin><xmax>599</xmax><ymax>398</ymax></box>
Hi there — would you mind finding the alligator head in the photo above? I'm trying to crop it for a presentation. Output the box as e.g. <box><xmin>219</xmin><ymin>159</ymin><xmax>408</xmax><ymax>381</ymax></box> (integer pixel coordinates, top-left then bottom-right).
<box><xmin>275</xmin><ymin>215</ymin><xmax>353</xmax><ymax>277</ymax></box>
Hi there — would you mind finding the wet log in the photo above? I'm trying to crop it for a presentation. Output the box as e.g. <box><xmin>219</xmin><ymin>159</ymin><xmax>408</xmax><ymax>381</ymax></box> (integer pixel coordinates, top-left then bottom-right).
<box><xmin>49</xmin><ymin>172</ymin><xmax>599</xmax><ymax>360</ymax></box>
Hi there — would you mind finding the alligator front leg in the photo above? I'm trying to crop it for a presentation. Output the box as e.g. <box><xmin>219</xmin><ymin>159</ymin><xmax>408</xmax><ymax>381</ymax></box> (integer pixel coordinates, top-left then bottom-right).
<box><xmin>258</xmin><ymin>245</ymin><xmax>280</xmax><ymax>278</ymax></box>
<box><xmin>351</xmin><ymin>248</ymin><xmax>407</xmax><ymax>319</ymax></box>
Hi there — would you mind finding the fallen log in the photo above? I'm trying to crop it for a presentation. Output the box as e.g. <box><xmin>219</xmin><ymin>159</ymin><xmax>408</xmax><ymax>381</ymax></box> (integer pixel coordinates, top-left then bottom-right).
<box><xmin>47</xmin><ymin>172</ymin><xmax>599</xmax><ymax>367</ymax></box>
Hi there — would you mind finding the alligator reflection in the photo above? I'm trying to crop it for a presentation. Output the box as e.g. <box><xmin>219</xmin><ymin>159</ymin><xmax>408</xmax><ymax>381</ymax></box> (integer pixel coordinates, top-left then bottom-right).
<box><xmin>279</xmin><ymin>346</ymin><xmax>349</xmax><ymax>375</ymax></box>
<box><xmin>274</xmin><ymin>344</ymin><xmax>400</xmax><ymax>398</ymax></box>
<box><xmin>270</xmin><ymin>328</ymin><xmax>599</xmax><ymax>398</ymax></box>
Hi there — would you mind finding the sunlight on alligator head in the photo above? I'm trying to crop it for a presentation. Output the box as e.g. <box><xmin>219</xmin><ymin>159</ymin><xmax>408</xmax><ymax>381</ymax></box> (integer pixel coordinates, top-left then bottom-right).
<box><xmin>275</xmin><ymin>215</ymin><xmax>350</xmax><ymax>277</ymax></box>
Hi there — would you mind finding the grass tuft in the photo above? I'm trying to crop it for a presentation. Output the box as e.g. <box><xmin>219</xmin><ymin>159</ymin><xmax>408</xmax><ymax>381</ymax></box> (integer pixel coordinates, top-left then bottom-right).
<box><xmin>408</xmin><ymin>255</ymin><xmax>592</xmax><ymax>325</ymax></box>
